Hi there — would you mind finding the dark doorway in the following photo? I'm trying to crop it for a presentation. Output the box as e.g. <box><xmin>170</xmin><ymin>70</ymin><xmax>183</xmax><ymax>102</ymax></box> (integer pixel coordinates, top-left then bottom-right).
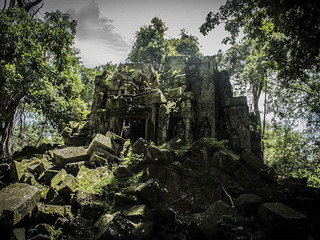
<box><xmin>121</xmin><ymin>118</ymin><xmax>146</xmax><ymax>144</ymax></box>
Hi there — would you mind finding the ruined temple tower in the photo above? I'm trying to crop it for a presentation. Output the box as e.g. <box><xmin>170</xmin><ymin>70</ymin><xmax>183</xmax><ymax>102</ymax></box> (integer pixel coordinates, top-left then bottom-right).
<box><xmin>69</xmin><ymin>55</ymin><xmax>261</xmax><ymax>157</ymax></box>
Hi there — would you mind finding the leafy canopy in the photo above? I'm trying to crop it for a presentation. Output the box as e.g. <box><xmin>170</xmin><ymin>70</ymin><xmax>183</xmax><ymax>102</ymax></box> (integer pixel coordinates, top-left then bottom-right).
<box><xmin>202</xmin><ymin>0</ymin><xmax>320</xmax><ymax>132</ymax></box>
<box><xmin>128</xmin><ymin>17</ymin><xmax>201</xmax><ymax>71</ymax></box>
<box><xmin>0</xmin><ymin>8</ymin><xmax>88</xmax><ymax>130</ymax></box>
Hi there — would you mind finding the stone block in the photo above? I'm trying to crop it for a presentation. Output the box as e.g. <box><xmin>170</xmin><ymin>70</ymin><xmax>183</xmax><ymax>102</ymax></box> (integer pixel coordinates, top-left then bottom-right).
<box><xmin>50</xmin><ymin>169</ymin><xmax>68</xmax><ymax>187</ymax></box>
<box><xmin>89</xmin><ymin>147</ymin><xmax>119</xmax><ymax>167</ymax></box>
<box><xmin>258</xmin><ymin>202</ymin><xmax>307</xmax><ymax>222</ymax></box>
<box><xmin>19</xmin><ymin>173</ymin><xmax>37</xmax><ymax>186</ymax></box>
<box><xmin>65</xmin><ymin>161</ymin><xmax>86</xmax><ymax>176</ymax></box>
<box><xmin>10</xmin><ymin>228</ymin><xmax>25</xmax><ymax>240</ymax></box>
<box><xmin>124</xmin><ymin>204</ymin><xmax>152</xmax><ymax>221</ymax></box>
<box><xmin>38</xmin><ymin>170</ymin><xmax>59</xmax><ymax>185</ymax></box>
<box><xmin>87</xmin><ymin>134</ymin><xmax>115</xmax><ymax>155</ymax></box>
<box><xmin>132</xmin><ymin>138</ymin><xmax>149</xmax><ymax>156</ymax></box>
<box><xmin>235</xmin><ymin>194</ymin><xmax>263</xmax><ymax>214</ymax></box>
<box><xmin>53</xmin><ymin>147</ymin><xmax>89</xmax><ymax>167</ymax></box>
<box><xmin>0</xmin><ymin>183</ymin><xmax>41</xmax><ymax>225</ymax></box>
<box><xmin>32</xmin><ymin>203</ymin><xmax>72</xmax><ymax>224</ymax></box>
<box><xmin>212</xmin><ymin>150</ymin><xmax>240</xmax><ymax>173</ymax></box>
<box><xmin>191</xmin><ymin>201</ymin><xmax>236</xmax><ymax>238</ymax></box>
<box><xmin>114</xmin><ymin>193</ymin><xmax>138</xmax><ymax>207</ymax></box>
<box><xmin>146</xmin><ymin>146</ymin><xmax>175</xmax><ymax>165</ymax></box>
<box><xmin>10</xmin><ymin>161</ymin><xmax>24</xmax><ymax>182</ymax></box>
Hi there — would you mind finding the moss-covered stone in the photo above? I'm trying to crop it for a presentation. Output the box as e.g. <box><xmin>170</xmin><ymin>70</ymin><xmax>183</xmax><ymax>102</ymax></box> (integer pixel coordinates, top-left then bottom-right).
<box><xmin>87</xmin><ymin>134</ymin><xmax>114</xmax><ymax>155</ymax></box>
<box><xmin>53</xmin><ymin>147</ymin><xmax>89</xmax><ymax>167</ymax></box>
<box><xmin>65</xmin><ymin>161</ymin><xmax>86</xmax><ymax>176</ymax></box>
<box><xmin>50</xmin><ymin>169</ymin><xmax>68</xmax><ymax>187</ymax></box>
<box><xmin>10</xmin><ymin>161</ymin><xmax>24</xmax><ymax>182</ymax></box>
<box><xmin>0</xmin><ymin>183</ymin><xmax>41</xmax><ymax>225</ymax></box>
<box><xmin>32</xmin><ymin>203</ymin><xmax>72</xmax><ymax>224</ymax></box>
<box><xmin>38</xmin><ymin>169</ymin><xmax>60</xmax><ymax>185</ymax></box>
<box><xmin>10</xmin><ymin>228</ymin><xmax>25</xmax><ymax>240</ymax></box>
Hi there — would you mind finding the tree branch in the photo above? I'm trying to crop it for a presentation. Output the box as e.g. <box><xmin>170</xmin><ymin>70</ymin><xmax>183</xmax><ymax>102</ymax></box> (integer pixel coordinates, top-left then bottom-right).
<box><xmin>24</xmin><ymin>0</ymin><xmax>43</xmax><ymax>12</ymax></box>
<box><xmin>9</xmin><ymin>0</ymin><xmax>15</xmax><ymax>8</ymax></box>
<box><xmin>31</xmin><ymin>2</ymin><xmax>43</xmax><ymax>18</ymax></box>
<box><xmin>2</xmin><ymin>0</ymin><xmax>7</xmax><ymax>11</ymax></box>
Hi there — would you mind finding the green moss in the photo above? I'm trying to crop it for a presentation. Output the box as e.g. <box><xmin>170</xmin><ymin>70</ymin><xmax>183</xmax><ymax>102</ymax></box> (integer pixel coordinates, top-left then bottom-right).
<box><xmin>205</xmin><ymin>137</ymin><xmax>228</xmax><ymax>151</ymax></box>
<box><xmin>77</xmin><ymin>166</ymin><xmax>117</xmax><ymax>194</ymax></box>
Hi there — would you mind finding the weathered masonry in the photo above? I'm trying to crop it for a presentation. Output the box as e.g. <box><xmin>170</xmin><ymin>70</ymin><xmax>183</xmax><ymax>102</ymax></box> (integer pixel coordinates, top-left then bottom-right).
<box><xmin>69</xmin><ymin>56</ymin><xmax>261</xmax><ymax>156</ymax></box>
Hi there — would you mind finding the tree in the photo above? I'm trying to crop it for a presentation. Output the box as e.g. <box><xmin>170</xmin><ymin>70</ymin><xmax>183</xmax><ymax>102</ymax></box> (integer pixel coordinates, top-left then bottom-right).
<box><xmin>168</xmin><ymin>29</ymin><xmax>201</xmax><ymax>57</ymax></box>
<box><xmin>128</xmin><ymin>17</ymin><xmax>168</xmax><ymax>71</ymax></box>
<box><xmin>201</xmin><ymin>0</ymin><xmax>320</xmax><ymax>137</ymax></box>
<box><xmin>128</xmin><ymin>18</ymin><xmax>201</xmax><ymax>71</ymax></box>
<box><xmin>0</xmin><ymin>8</ymin><xmax>88</xmax><ymax>160</ymax></box>
<box><xmin>263</xmin><ymin>122</ymin><xmax>320</xmax><ymax>187</ymax></box>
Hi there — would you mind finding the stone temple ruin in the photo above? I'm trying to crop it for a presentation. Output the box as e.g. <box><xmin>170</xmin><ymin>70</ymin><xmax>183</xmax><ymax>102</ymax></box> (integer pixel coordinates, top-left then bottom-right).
<box><xmin>2</xmin><ymin>56</ymin><xmax>319</xmax><ymax>240</ymax></box>
<box><xmin>84</xmin><ymin>55</ymin><xmax>261</xmax><ymax>157</ymax></box>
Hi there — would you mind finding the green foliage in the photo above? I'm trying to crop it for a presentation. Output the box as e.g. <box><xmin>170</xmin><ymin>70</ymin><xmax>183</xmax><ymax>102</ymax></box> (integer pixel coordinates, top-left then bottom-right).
<box><xmin>201</xmin><ymin>0</ymin><xmax>320</xmax><ymax>131</ymax></box>
<box><xmin>263</xmin><ymin>123</ymin><xmax>320</xmax><ymax>187</ymax></box>
<box><xmin>167</xmin><ymin>29</ymin><xmax>201</xmax><ymax>57</ymax></box>
<box><xmin>205</xmin><ymin>137</ymin><xmax>228</xmax><ymax>151</ymax></box>
<box><xmin>10</xmin><ymin>103</ymin><xmax>64</xmax><ymax>154</ymax></box>
<box><xmin>128</xmin><ymin>17</ymin><xmax>168</xmax><ymax>71</ymax></box>
<box><xmin>0</xmin><ymin>8</ymin><xmax>88</xmax><ymax>131</ymax></box>
<box><xmin>128</xmin><ymin>17</ymin><xmax>201</xmax><ymax>71</ymax></box>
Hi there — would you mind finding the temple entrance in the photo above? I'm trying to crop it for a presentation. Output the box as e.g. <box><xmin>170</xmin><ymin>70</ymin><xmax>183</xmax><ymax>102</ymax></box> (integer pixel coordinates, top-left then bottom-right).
<box><xmin>120</xmin><ymin>118</ymin><xmax>146</xmax><ymax>144</ymax></box>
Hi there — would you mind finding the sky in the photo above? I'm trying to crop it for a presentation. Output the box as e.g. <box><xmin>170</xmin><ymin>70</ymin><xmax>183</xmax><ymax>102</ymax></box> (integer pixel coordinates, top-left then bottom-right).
<box><xmin>35</xmin><ymin>0</ymin><xmax>232</xmax><ymax>68</ymax></box>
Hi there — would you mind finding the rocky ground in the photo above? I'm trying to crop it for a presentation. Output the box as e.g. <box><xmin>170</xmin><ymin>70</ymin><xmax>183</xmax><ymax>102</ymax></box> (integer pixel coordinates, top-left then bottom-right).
<box><xmin>1</xmin><ymin>132</ymin><xmax>320</xmax><ymax>240</ymax></box>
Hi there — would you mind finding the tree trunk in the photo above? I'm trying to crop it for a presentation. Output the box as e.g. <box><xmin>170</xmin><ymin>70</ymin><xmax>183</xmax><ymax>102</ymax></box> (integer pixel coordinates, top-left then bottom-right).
<box><xmin>0</xmin><ymin>98</ymin><xmax>21</xmax><ymax>162</ymax></box>
<box><xmin>0</xmin><ymin>111</ymin><xmax>15</xmax><ymax>161</ymax></box>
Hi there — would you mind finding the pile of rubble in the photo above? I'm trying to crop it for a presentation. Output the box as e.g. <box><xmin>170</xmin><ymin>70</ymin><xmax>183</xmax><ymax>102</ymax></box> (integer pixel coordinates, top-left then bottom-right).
<box><xmin>1</xmin><ymin>132</ymin><xmax>320</xmax><ymax>239</ymax></box>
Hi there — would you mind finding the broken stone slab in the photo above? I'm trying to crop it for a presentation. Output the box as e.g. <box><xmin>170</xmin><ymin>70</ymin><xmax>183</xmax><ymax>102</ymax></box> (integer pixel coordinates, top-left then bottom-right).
<box><xmin>32</xmin><ymin>203</ymin><xmax>72</xmax><ymax>224</ymax></box>
<box><xmin>81</xmin><ymin>203</ymin><xmax>105</xmax><ymax>221</ymax></box>
<box><xmin>235</xmin><ymin>194</ymin><xmax>263</xmax><ymax>214</ymax></box>
<box><xmin>10</xmin><ymin>161</ymin><xmax>24</xmax><ymax>182</ymax></box>
<box><xmin>0</xmin><ymin>183</ymin><xmax>41</xmax><ymax>225</ymax></box>
<box><xmin>70</xmin><ymin>190</ymin><xmax>103</xmax><ymax>207</ymax></box>
<box><xmin>50</xmin><ymin>169</ymin><xmax>68</xmax><ymax>187</ymax></box>
<box><xmin>28</xmin><ymin>224</ymin><xmax>56</xmax><ymax>240</ymax></box>
<box><xmin>106</xmin><ymin>131</ymin><xmax>126</xmax><ymax>145</ymax></box>
<box><xmin>146</xmin><ymin>146</ymin><xmax>175</xmax><ymax>165</ymax></box>
<box><xmin>114</xmin><ymin>193</ymin><xmax>138</xmax><ymax>207</ymax></box>
<box><xmin>87</xmin><ymin>133</ymin><xmax>115</xmax><ymax>155</ymax></box>
<box><xmin>132</xmin><ymin>138</ymin><xmax>149</xmax><ymax>156</ymax></box>
<box><xmin>54</xmin><ymin>174</ymin><xmax>78</xmax><ymax>200</ymax></box>
<box><xmin>124</xmin><ymin>204</ymin><xmax>152</xmax><ymax>221</ymax></box>
<box><xmin>52</xmin><ymin>147</ymin><xmax>89</xmax><ymax>167</ymax></box>
<box><xmin>167</xmin><ymin>137</ymin><xmax>185</xmax><ymax>150</ymax></box>
<box><xmin>135</xmin><ymin>179</ymin><xmax>167</xmax><ymax>205</ymax></box>
<box><xmin>65</xmin><ymin>161</ymin><xmax>86</xmax><ymax>176</ymax></box>
<box><xmin>45</xmin><ymin>188</ymin><xmax>66</xmax><ymax>205</ymax></box>
<box><xmin>240</xmin><ymin>151</ymin><xmax>275</xmax><ymax>181</ymax></box>
<box><xmin>55</xmin><ymin>216</ymin><xmax>92</xmax><ymax>238</ymax></box>
<box><xmin>191</xmin><ymin>201</ymin><xmax>236</xmax><ymax>238</ymax></box>
<box><xmin>211</xmin><ymin>150</ymin><xmax>240</xmax><ymax>173</ymax></box>
<box><xmin>258</xmin><ymin>202</ymin><xmax>307</xmax><ymax>222</ymax></box>
<box><xmin>10</xmin><ymin>228</ymin><xmax>25</xmax><ymax>240</ymax></box>
<box><xmin>38</xmin><ymin>169</ymin><xmax>60</xmax><ymax>185</ymax></box>
<box><xmin>258</xmin><ymin>202</ymin><xmax>308</xmax><ymax>239</ymax></box>
<box><xmin>96</xmin><ymin>214</ymin><xmax>153</xmax><ymax>240</ymax></box>
<box><xmin>19</xmin><ymin>173</ymin><xmax>37</xmax><ymax>186</ymax></box>
<box><xmin>89</xmin><ymin>147</ymin><xmax>119</xmax><ymax>167</ymax></box>
<box><xmin>106</xmin><ymin>131</ymin><xmax>131</xmax><ymax>156</ymax></box>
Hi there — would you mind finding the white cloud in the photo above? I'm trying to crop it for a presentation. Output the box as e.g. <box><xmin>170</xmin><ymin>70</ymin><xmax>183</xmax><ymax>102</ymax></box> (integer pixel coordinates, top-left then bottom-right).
<box><xmin>42</xmin><ymin>0</ymin><xmax>131</xmax><ymax>67</ymax></box>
